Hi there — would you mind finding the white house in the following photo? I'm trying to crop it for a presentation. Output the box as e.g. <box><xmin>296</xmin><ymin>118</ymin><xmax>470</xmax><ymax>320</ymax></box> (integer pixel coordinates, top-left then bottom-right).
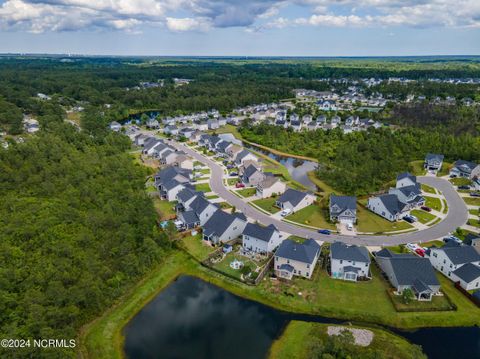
<box><xmin>367</xmin><ymin>194</ymin><xmax>407</xmax><ymax>222</ymax></box>
<box><xmin>235</xmin><ymin>150</ymin><xmax>258</xmax><ymax>166</ymax></box>
<box><xmin>275</xmin><ymin>188</ymin><xmax>315</xmax><ymax>213</ymax></box>
<box><xmin>330</xmin><ymin>242</ymin><xmax>370</xmax><ymax>281</ymax></box>
<box><xmin>256</xmin><ymin>176</ymin><xmax>287</xmax><ymax>199</ymax></box>
<box><xmin>203</xmin><ymin>211</ymin><xmax>247</xmax><ymax>245</ymax></box>
<box><xmin>242</xmin><ymin>223</ymin><xmax>282</xmax><ymax>254</ymax></box>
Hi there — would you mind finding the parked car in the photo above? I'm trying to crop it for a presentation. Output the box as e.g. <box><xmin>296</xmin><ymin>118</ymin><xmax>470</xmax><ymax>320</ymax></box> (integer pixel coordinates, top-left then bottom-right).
<box><xmin>421</xmin><ymin>206</ymin><xmax>432</xmax><ymax>212</ymax></box>
<box><xmin>458</xmin><ymin>185</ymin><xmax>471</xmax><ymax>190</ymax></box>
<box><xmin>346</xmin><ymin>223</ymin><xmax>353</xmax><ymax>231</ymax></box>
<box><xmin>415</xmin><ymin>248</ymin><xmax>426</xmax><ymax>257</ymax></box>
<box><xmin>403</xmin><ymin>215</ymin><xmax>414</xmax><ymax>223</ymax></box>
<box><xmin>318</xmin><ymin>229</ymin><xmax>331</xmax><ymax>235</ymax></box>
<box><xmin>470</xmin><ymin>192</ymin><xmax>480</xmax><ymax>197</ymax></box>
<box><xmin>443</xmin><ymin>236</ymin><xmax>462</xmax><ymax>244</ymax></box>
<box><xmin>406</xmin><ymin>243</ymin><xmax>417</xmax><ymax>251</ymax></box>
<box><xmin>226</xmin><ymin>164</ymin><xmax>235</xmax><ymax>169</ymax></box>
<box><xmin>281</xmin><ymin>208</ymin><xmax>292</xmax><ymax>217</ymax></box>
<box><xmin>235</xmin><ymin>182</ymin><xmax>245</xmax><ymax>188</ymax></box>
<box><xmin>230</xmin><ymin>172</ymin><xmax>238</xmax><ymax>176</ymax></box>
<box><xmin>409</xmin><ymin>215</ymin><xmax>418</xmax><ymax>222</ymax></box>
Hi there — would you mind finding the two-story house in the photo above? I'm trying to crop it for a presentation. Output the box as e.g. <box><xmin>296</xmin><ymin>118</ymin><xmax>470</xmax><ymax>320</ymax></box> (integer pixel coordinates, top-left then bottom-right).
<box><xmin>329</xmin><ymin>195</ymin><xmax>357</xmax><ymax>225</ymax></box>
<box><xmin>330</xmin><ymin>242</ymin><xmax>370</xmax><ymax>281</ymax></box>
<box><xmin>275</xmin><ymin>239</ymin><xmax>321</xmax><ymax>280</ymax></box>
<box><xmin>242</xmin><ymin>223</ymin><xmax>282</xmax><ymax>254</ymax></box>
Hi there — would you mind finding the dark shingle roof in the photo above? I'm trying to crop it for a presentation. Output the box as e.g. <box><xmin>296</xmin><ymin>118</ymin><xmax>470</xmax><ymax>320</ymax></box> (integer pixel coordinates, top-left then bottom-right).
<box><xmin>425</xmin><ymin>153</ymin><xmax>444</xmax><ymax>162</ymax></box>
<box><xmin>243</xmin><ymin>223</ymin><xmax>278</xmax><ymax>242</ymax></box>
<box><xmin>452</xmin><ymin>263</ymin><xmax>480</xmax><ymax>283</ymax></box>
<box><xmin>330</xmin><ymin>242</ymin><xmax>370</xmax><ymax>263</ymax></box>
<box><xmin>276</xmin><ymin>239</ymin><xmax>320</xmax><ymax>264</ymax></box>
<box><xmin>387</xmin><ymin>254</ymin><xmax>439</xmax><ymax>287</ymax></box>
<box><xmin>440</xmin><ymin>246</ymin><xmax>480</xmax><ymax>265</ymax></box>
<box><xmin>177</xmin><ymin>188</ymin><xmax>200</xmax><ymax>202</ymax></box>
<box><xmin>244</xmin><ymin>164</ymin><xmax>261</xmax><ymax>178</ymax></box>
<box><xmin>179</xmin><ymin>210</ymin><xmax>200</xmax><ymax>226</ymax></box>
<box><xmin>203</xmin><ymin>210</ymin><xmax>243</xmax><ymax>237</ymax></box>
<box><xmin>237</xmin><ymin>149</ymin><xmax>254</xmax><ymax>161</ymax></box>
<box><xmin>453</xmin><ymin>160</ymin><xmax>477</xmax><ymax>172</ymax></box>
<box><xmin>464</xmin><ymin>233</ymin><xmax>480</xmax><ymax>246</ymax></box>
<box><xmin>330</xmin><ymin>195</ymin><xmax>356</xmax><ymax>212</ymax></box>
<box><xmin>397</xmin><ymin>172</ymin><xmax>417</xmax><ymax>183</ymax></box>
<box><xmin>277</xmin><ymin>188</ymin><xmax>310</xmax><ymax>207</ymax></box>
<box><xmin>377</xmin><ymin>194</ymin><xmax>407</xmax><ymax>215</ymax></box>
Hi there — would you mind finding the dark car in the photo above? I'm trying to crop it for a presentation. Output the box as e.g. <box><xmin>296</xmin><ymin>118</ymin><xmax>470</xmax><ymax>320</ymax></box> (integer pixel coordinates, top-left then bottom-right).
<box><xmin>458</xmin><ymin>185</ymin><xmax>471</xmax><ymax>190</ymax></box>
<box><xmin>470</xmin><ymin>192</ymin><xmax>480</xmax><ymax>197</ymax></box>
<box><xmin>421</xmin><ymin>206</ymin><xmax>432</xmax><ymax>212</ymax></box>
<box><xmin>229</xmin><ymin>172</ymin><xmax>238</xmax><ymax>176</ymax></box>
<box><xmin>318</xmin><ymin>229</ymin><xmax>331</xmax><ymax>235</ymax></box>
<box><xmin>403</xmin><ymin>216</ymin><xmax>414</xmax><ymax>223</ymax></box>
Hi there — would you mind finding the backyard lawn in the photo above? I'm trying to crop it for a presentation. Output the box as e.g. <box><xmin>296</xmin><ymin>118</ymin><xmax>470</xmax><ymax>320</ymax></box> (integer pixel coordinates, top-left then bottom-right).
<box><xmin>410</xmin><ymin>209</ymin><xmax>437</xmax><ymax>225</ymax></box>
<box><xmin>286</xmin><ymin>205</ymin><xmax>336</xmax><ymax>230</ymax></box>
<box><xmin>356</xmin><ymin>207</ymin><xmax>413</xmax><ymax>233</ymax></box>
<box><xmin>464</xmin><ymin>197</ymin><xmax>480</xmax><ymax>206</ymax></box>
<box><xmin>212</xmin><ymin>252</ymin><xmax>259</xmax><ymax>281</ymax></box>
<box><xmin>408</xmin><ymin>160</ymin><xmax>426</xmax><ymax>176</ymax></box>
<box><xmin>153</xmin><ymin>198</ymin><xmax>176</xmax><ymax>220</ymax></box>
<box><xmin>195</xmin><ymin>183</ymin><xmax>211</xmax><ymax>193</ymax></box>
<box><xmin>424</xmin><ymin>196</ymin><xmax>443</xmax><ymax>211</ymax></box>
<box><xmin>179</xmin><ymin>234</ymin><xmax>214</xmax><ymax>261</ymax></box>
<box><xmin>389</xmin><ymin>291</ymin><xmax>454</xmax><ymax>311</ymax></box>
<box><xmin>237</xmin><ymin>188</ymin><xmax>257</xmax><ymax>198</ymax></box>
<box><xmin>252</xmin><ymin>197</ymin><xmax>281</xmax><ymax>214</ymax></box>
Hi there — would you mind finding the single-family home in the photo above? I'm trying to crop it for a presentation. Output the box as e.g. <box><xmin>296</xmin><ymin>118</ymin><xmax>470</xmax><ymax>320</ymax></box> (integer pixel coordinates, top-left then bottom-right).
<box><xmin>160</xmin><ymin>179</ymin><xmax>193</xmax><ymax>201</ymax></box>
<box><xmin>367</xmin><ymin>194</ymin><xmax>408</xmax><ymax>222</ymax></box>
<box><xmin>290</xmin><ymin>120</ymin><xmax>302</xmax><ymax>132</ymax></box>
<box><xmin>241</xmin><ymin>165</ymin><xmax>265</xmax><ymax>187</ymax></box>
<box><xmin>464</xmin><ymin>233</ymin><xmax>480</xmax><ymax>254</ymax></box>
<box><xmin>388</xmin><ymin>185</ymin><xmax>424</xmax><ymax>210</ymax></box>
<box><xmin>256</xmin><ymin>175</ymin><xmax>287</xmax><ymax>199</ymax></box>
<box><xmin>177</xmin><ymin>210</ymin><xmax>200</xmax><ymax>230</ymax></box>
<box><xmin>159</xmin><ymin>149</ymin><xmax>178</xmax><ymax>165</ymax></box>
<box><xmin>173</xmin><ymin>153</ymin><xmax>194</xmax><ymax>170</ymax></box>
<box><xmin>242</xmin><ymin>223</ymin><xmax>282</xmax><ymax>254</ymax></box>
<box><xmin>203</xmin><ymin>211</ymin><xmax>247</xmax><ymax>245</ymax></box>
<box><xmin>424</xmin><ymin>153</ymin><xmax>444</xmax><ymax>172</ymax></box>
<box><xmin>396</xmin><ymin>172</ymin><xmax>417</xmax><ymax>188</ymax></box>
<box><xmin>449</xmin><ymin>160</ymin><xmax>480</xmax><ymax>179</ymax></box>
<box><xmin>164</xmin><ymin>125</ymin><xmax>179</xmax><ymax>136</ymax></box>
<box><xmin>179</xmin><ymin>127</ymin><xmax>195</xmax><ymax>139</ymax></box>
<box><xmin>330</xmin><ymin>242</ymin><xmax>370</xmax><ymax>281</ymax></box>
<box><xmin>226</xmin><ymin>144</ymin><xmax>243</xmax><ymax>160</ymax></box>
<box><xmin>154</xmin><ymin>166</ymin><xmax>192</xmax><ymax>189</ymax></box>
<box><xmin>275</xmin><ymin>239</ymin><xmax>321</xmax><ymax>280</ymax></box>
<box><xmin>134</xmin><ymin>133</ymin><xmax>150</xmax><ymax>146</ymax></box>
<box><xmin>329</xmin><ymin>195</ymin><xmax>357</xmax><ymax>224</ymax></box>
<box><xmin>207</xmin><ymin>118</ymin><xmax>219</xmax><ymax>130</ymax></box>
<box><xmin>146</xmin><ymin>118</ymin><xmax>160</xmax><ymax>129</ymax></box>
<box><xmin>276</xmin><ymin>189</ymin><xmax>315</xmax><ymax>213</ymax></box>
<box><xmin>185</xmin><ymin>196</ymin><xmax>219</xmax><ymax>225</ymax></box>
<box><xmin>427</xmin><ymin>243</ymin><xmax>480</xmax><ymax>290</ymax></box>
<box><xmin>235</xmin><ymin>150</ymin><xmax>258</xmax><ymax>166</ymax></box>
<box><xmin>376</xmin><ymin>249</ymin><xmax>440</xmax><ymax>301</ymax></box>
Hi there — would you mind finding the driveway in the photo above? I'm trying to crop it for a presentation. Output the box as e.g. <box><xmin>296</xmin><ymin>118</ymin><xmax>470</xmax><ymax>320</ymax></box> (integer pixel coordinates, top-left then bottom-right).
<box><xmin>173</xmin><ymin>141</ymin><xmax>469</xmax><ymax>246</ymax></box>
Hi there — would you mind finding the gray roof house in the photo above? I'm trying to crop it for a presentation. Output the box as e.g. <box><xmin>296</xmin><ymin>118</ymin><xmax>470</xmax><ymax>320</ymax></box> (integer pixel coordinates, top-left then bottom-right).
<box><xmin>242</xmin><ymin>165</ymin><xmax>265</xmax><ymax>187</ymax></box>
<box><xmin>329</xmin><ymin>195</ymin><xmax>357</xmax><ymax>224</ymax></box>
<box><xmin>451</xmin><ymin>263</ymin><xmax>480</xmax><ymax>291</ymax></box>
<box><xmin>367</xmin><ymin>194</ymin><xmax>408</xmax><ymax>222</ymax></box>
<box><xmin>202</xmin><ymin>210</ymin><xmax>247</xmax><ymax>245</ymax></box>
<box><xmin>242</xmin><ymin>223</ymin><xmax>282</xmax><ymax>254</ymax></box>
<box><xmin>450</xmin><ymin>160</ymin><xmax>479</xmax><ymax>179</ymax></box>
<box><xmin>388</xmin><ymin>185</ymin><xmax>424</xmax><ymax>210</ymax></box>
<box><xmin>275</xmin><ymin>239</ymin><xmax>321</xmax><ymax>280</ymax></box>
<box><xmin>376</xmin><ymin>249</ymin><xmax>440</xmax><ymax>301</ymax></box>
<box><xmin>187</xmin><ymin>196</ymin><xmax>219</xmax><ymax>226</ymax></box>
<box><xmin>275</xmin><ymin>188</ymin><xmax>315</xmax><ymax>212</ymax></box>
<box><xmin>177</xmin><ymin>210</ymin><xmax>200</xmax><ymax>230</ymax></box>
<box><xmin>330</xmin><ymin>242</ymin><xmax>370</xmax><ymax>281</ymax></box>
<box><xmin>396</xmin><ymin>172</ymin><xmax>417</xmax><ymax>188</ymax></box>
<box><xmin>424</xmin><ymin>153</ymin><xmax>444</xmax><ymax>171</ymax></box>
<box><xmin>235</xmin><ymin>150</ymin><xmax>258</xmax><ymax>165</ymax></box>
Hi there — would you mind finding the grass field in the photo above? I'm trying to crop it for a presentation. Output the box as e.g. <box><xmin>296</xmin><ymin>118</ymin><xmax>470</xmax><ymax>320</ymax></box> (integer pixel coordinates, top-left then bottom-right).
<box><xmin>307</xmin><ymin>171</ymin><xmax>341</xmax><ymax>196</ymax></box>
<box><xmin>410</xmin><ymin>209</ymin><xmax>437</xmax><ymax>225</ymax></box>
<box><xmin>467</xmin><ymin>219</ymin><xmax>480</xmax><ymax>228</ymax></box>
<box><xmin>409</xmin><ymin>160</ymin><xmax>426</xmax><ymax>176</ymax></box>
<box><xmin>464</xmin><ymin>197</ymin><xmax>480</xmax><ymax>206</ymax></box>
<box><xmin>206</xmin><ymin>194</ymin><xmax>219</xmax><ymax>200</ymax></box>
<box><xmin>424</xmin><ymin>196</ymin><xmax>443</xmax><ymax>211</ymax></box>
<box><xmin>237</xmin><ymin>188</ymin><xmax>257</xmax><ymax>197</ymax></box>
<box><xmin>269</xmin><ymin>321</ymin><xmax>425</xmax><ymax>359</ymax></box>
<box><xmin>227</xmin><ymin>178</ymin><xmax>239</xmax><ymax>186</ymax></box>
<box><xmin>179</xmin><ymin>234</ymin><xmax>214</xmax><ymax>261</ymax></box>
<box><xmin>286</xmin><ymin>205</ymin><xmax>336</xmax><ymax>229</ymax></box>
<box><xmin>469</xmin><ymin>209</ymin><xmax>479</xmax><ymax>215</ymax></box>
<box><xmin>195</xmin><ymin>183</ymin><xmax>211</xmax><ymax>193</ymax></box>
<box><xmin>437</xmin><ymin>162</ymin><xmax>452</xmax><ymax>177</ymax></box>
<box><xmin>153</xmin><ymin>198</ymin><xmax>176</xmax><ymax>220</ymax></box>
<box><xmin>212</xmin><ymin>252</ymin><xmax>259</xmax><ymax>280</ymax></box>
<box><xmin>421</xmin><ymin>184</ymin><xmax>436</xmax><ymax>194</ymax></box>
<box><xmin>252</xmin><ymin>197</ymin><xmax>281</xmax><ymax>214</ymax></box>
<box><xmin>219</xmin><ymin>202</ymin><xmax>233</xmax><ymax>209</ymax></box>
<box><xmin>389</xmin><ymin>291</ymin><xmax>454</xmax><ymax>311</ymax></box>
<box><xmin>356</xmin><ymin>206</ymin><xmax>413</xmax><ymax>233</ymax></box>
<box><xmin>197</xmin><ymin>168</ymin><xmax>210</xmax><ymax>175</ymax></box>
<box><xmin>449</xmin><ymin>177</ymin><xmax>472</xmax><ymax>186</ymax></box>
<box><xmin>79</xmin><ymin>251</ymin><xmax>480</xmax><ymax>359</ymax></box>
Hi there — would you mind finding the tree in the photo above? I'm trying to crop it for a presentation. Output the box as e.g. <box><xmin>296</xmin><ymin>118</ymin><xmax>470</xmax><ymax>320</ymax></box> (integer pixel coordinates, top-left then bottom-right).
<box><xmin>402</xmin><ymin>288</ymin><xmax>415</xmax><ymax>304</ymax></box>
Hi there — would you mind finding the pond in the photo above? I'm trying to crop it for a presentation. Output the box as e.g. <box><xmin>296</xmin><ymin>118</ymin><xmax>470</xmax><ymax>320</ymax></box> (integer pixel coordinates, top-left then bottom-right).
<box><xmin>123</xmin><ymin>276</ymin><xmax>480</xmax><ymax>359</ymax></box>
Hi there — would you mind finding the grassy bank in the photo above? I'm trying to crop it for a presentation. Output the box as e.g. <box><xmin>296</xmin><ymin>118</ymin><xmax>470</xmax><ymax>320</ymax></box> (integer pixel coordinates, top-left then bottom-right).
<box><xmin>269</xmin><ymin>321</ymin><xmax>425</xmax><ymax>359</ymax></box>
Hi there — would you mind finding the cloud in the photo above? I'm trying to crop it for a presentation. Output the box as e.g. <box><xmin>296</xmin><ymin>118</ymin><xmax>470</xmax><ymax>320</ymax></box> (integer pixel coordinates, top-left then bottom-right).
<box><xmin>0</xmin><ymin>0</ymin><xmax>479</xmax><ymax>34</ymax></box>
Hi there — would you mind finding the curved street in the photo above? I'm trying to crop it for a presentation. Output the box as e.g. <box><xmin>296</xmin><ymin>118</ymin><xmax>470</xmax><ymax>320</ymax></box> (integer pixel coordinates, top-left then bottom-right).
<box><xmin>174</xmin><ymin>142</ymin><xmax>469</xmax><ymax>246</ymax></box>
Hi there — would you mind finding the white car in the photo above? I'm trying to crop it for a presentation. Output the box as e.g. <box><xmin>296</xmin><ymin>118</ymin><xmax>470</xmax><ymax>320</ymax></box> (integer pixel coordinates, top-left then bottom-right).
<box><xmin>281</xmin><ymin>208</ymin><xmax>292</xmax><ymax>217</ymax></box>
<box><xmin>346</xmin><ymin>223</ymin><xmax>353</xmax><ymax>231</ymax></box>
<box><xmin>406</xmin><ymin>243</ymin><xmax>418</xmax><ymax>251</ymax></box>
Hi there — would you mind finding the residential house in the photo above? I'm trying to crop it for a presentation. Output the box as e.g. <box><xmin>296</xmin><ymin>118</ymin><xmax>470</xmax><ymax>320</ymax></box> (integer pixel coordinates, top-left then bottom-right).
<box><xmin>464</xmin><ymin>233</ymin><xmax>480</xmax><ymax>254</ymax></box>
<box><xmin>256</xmin><ymin>175</ymin><xmax>287</xmax><ymax>199</ymax></box>
<box><xmin>159</xmin><ymin>149</ymin><xmax>178</xmax><ymax>165</ymax></box>
<box><xmin>330</xmin><ymin>242</ymin><xmax>370</xmax><ymax>281</ymax></box>
<box><xmin>396</xmin><ymin>172</ymin><xmax>417</xmax><ymax>188</ymax></box>
<box><xmin>154</xmin><ymin>166</ymin><xmax>192</xmax><ymax>190</ymax></box>
<box><xmin>207</xmin><ymin>118</ymin><xmax>219</xmax><ymax>130</ymax></box>
<box><xmin>329</xmin><ymin>195</ymin><xmax>357</xmax><ymax>224</ymax></box>
<box><xmin>179</xmin><ymin>127</ymin><xmax>195</xmax><ymax>139</ymax></box>
<box><xmin>235</xmin><ymin>150</ymin><xmax>258</xmax><ymax>166</ymax></box>
<box><xmin>427</xmin><ymin>243</ymin><xmax>480</xmax><ymax>290</ymax></box>
<box><xmin>185</xmin><ymin>196</ymin><xmax>219</xmax><ymax>225</ymax></box>
<box><xmin>173</xmin><ymin>153</ymin><xmax>194</xmax><ymax>170</ymax></box>
<box><xmin>134</xmin><ymin>133</ymin><xmax>150</xmax><ymax>146</ymax></box>
<box><xmin>290</xmin><ymin>120</ymin><xmax>302</xmax><ymax>132</ymax></box>
<box><xmin>164</xmin><ymin>125</ymin><xmax>179</xmax><ymax>136</ymax></box>
<box><xmin>376</xmin><ymin>249</ymin><xmax>440</xmax><ymax>301</ymax></box>
<box><xmin>275</xmin><ymin>188</ymin><xmax>315</xmax><ymax>213</ymax></box>
<box><xmin>242</xmin><ymin>223</ymin><xmax>282</xmax><ymax>254</ymax></box>
<box><xmin>242</xmin><ymin>165</ymin><xmax>265</xmax><ymax>187</ymax></box>
<box><xmin>449</xmin><ymin>160</ymin><xmax>480</xmax><ymax>179</ymax></box>
<box><xmin>226</xmin><ymin>144</ymin><xmax>243</xmax><ymax>160</ymax></box>
<box><xmin>367</xmin><ymin>194</ymin><xmax>408</xmax><ymax>222</ymax></box>
<box><xmin>424</xmin><ymin>153</ymin><xmax>444</xmax><ymax>172</ymax></box>
<box><xmin>203</xmin><ymin>211</ymin><xmax>247</xmax><ymax>245</ymax></box>
<box><xmin>146</xmin><ymin>118</ymin><xmax>160</xmax><ymax>129</ymax></box>
<box><xmin>161</xmin><ymin>179</ymin><xmax>192</xmax><ymax>201</ymax></box>
<box><xmin>388</xmin><ymin>185</ymin><xmax>424</xmax><ymax>210</ymax></box>
<box><xmin>177</xmin><ymin>210</ymin><xmax>200</xmax><ymax>230</ymax></box>
<box><xmin>275</xmin><ymin>239</ymin><xmax>321</xmax><ymax>280</ymax></box>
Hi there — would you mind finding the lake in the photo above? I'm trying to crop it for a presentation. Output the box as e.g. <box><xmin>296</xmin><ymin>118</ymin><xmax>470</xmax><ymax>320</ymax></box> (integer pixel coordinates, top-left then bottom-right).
<box><xmin>124</xmin><ymin>276</ymin><xmax>480</xmax><ymax>359</ymax></box>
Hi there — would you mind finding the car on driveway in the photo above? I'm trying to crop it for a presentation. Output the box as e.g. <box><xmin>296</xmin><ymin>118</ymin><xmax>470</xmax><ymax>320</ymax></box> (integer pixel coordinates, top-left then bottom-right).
<box><xmin>421</xmin><ymin>206</ymin><xmax>432</xmax><ymax>212</ymax></box>
<box><xmin>281</xmin><ymin>208</ymin><xmax>292</xmax><ymax>217</ymax></box>
<box><xmin>318</xmin><ymin>229</ymin><xmax>331</xmax><ymax>235</ymax></box>
<box><xmin>406</xmin><ymin>243</ymin><xmax>417</xmax><ymax>251</ymax></box>
<box><xmin>458</xmin><ymin>185</ymin><xmax>471</xmax><ymax>190</ymax></box>
<box><xmin>230</xmin><ymin>172</ymin><xmax>238</xmax><ymax>176</ymax></box>
<box><xmin>403</xmin><ymin>215</ymin><xmax>415</xmax><ymax>223</ymax></box>
<box><xmin>470</xmin><ymin>192</ymin><xmax>480</xmax><ymax>197</ymax></box>
<box><xmin>415</xmin><ymin>248</ymin><xmax>426</xmax><ymax>257</ymax></box>
<box><xmin>235</xmin><ymin>182</ymin><xmax>245</xmax><ymax>188</ymax></box>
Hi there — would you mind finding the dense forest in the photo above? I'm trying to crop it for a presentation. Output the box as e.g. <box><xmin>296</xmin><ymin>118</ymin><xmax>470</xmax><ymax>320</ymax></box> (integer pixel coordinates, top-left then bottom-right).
<box><xmin>0</xmin><ymin>123</ymin><xmax>168</xmax><ymax>358</ymax></box>
<box><xmin>239</xmin><ymin>124</ymin><xmax>480</xmax><ymax>195</ymax></box>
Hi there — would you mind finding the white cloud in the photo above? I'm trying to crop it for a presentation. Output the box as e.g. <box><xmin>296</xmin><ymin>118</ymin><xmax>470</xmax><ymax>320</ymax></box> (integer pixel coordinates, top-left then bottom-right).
<box><xmin>166</xmin><ymin>17</ymin><xmax>210</xmax><ymax>32</ymax></box>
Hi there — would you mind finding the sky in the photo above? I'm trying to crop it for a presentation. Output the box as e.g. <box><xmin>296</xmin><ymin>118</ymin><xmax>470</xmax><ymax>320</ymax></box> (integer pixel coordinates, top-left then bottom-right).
<box><xmin>0</xmin><ymin>0</ymin><xmax>479</xmax><ymax>56</ymax></box>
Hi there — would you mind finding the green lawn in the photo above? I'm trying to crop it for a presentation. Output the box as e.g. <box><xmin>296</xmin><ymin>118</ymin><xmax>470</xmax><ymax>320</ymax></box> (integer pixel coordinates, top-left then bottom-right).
<box><xmin>469</xmin><ymin>209</ymin><xmax>479</xmax><ymax>215</ymax></box>
<box><xmin>437</xmin><ymin>162</ymin><xmax>452</xmax><ymax>177</ymax></box>
<box><xmin>153</xmin><ymin>198</ymin><xmax>176</xmax><ymax>220</ymax></box>
<box><xmin>356</xmin><ymin>206</ymin><xmax>413</xmax><ymax>233</ymax></box>
<box><xmin>206</xmin><ymin>194</ymin><xmax>219</xmax><ymax>200</ymax></box>
<box><xmin>193</xmin><ymin>160</ymin><xmax>203</xmax><ymax>166</ymax></box>
<box><xmin>209</xmin><ymin>124</ymin><xmax>243</xmax><ymax>140</ymax></box>
<box><xmin>195</xmin><ymin>183</ymin><xmax>212</xmax><ymax>193</ymax></box>
<box><xmin>286</xmin><ymin>205</ymin><xmax>336</xmax><ymax>229</ymax></box>
<box><xmin>197</xmin><ymin>168</ymin><xmax>210</xmax><ymax>175</ymax></box>
<box><xmin>212</xmin><ymin>252</ymin><xmax>259</xmax><ymax>280</ymax></box>
<box><xmin>467</xmin><ymin>219</ymin><xmax>480</xmax><ymax>228</ymax></box>
<box><xmin>424</xmin><ymin>196</ymin><xmax>443</xmax><ymax>211</ymax></box>
<box><xmin>252</xmin><ymin>197</ymin><xmax>281</xmax><ymax>214</ymax></box>
<box><xmin>450</xmin><ymin>177</ymin><xmax>472</xmax><ymax>186</ymax></box>
<box><xmin>307</xmin><ymin>171</ymin><xmax>341</xmax><ymax>196</ymax></box>
<box><xmin>421</xmin><ymin>184</ymin><xmax>436</xmax><ymax>194</ymax></box>
<box><xmin>389</xmin><ymin>291</ymin><xmax>454</xmax><ymax>311</ymax></box>
<box><xmin>464</xmin><ymin>197</ymin><xmax>480</xmax><ymax>206</ymax></box>
<box><xmin>409</xmin><ymin>160</ymin><xmax>426</xmax><ymax>176</ymax></box>
<box><xmin>179</xmin><ymin>234</ymin><xmax>214</xmax><ymax>261</ymax></box>
<box><xmin>219</xmin><ymin>202</ymin><xmax>233</xmax><ymax>210</ymax></box>
<box><xmin>237</xmin><ymin>188</ymin><xmax>257</xmax><ymax>198</ymax></box>
<box><xmin>227</xmin><ymin>178</ymin><xmax>239</xmax><ymax>186</ymax></box>
<box><xmin>269</xmin><ymin>321</ymin><xmax>426</xmax><ymax>359</ymax></box>
<box><xmin>410</xmin><ymin>209</ymin><xmax>437</xmax><ymax>225</ymax></box>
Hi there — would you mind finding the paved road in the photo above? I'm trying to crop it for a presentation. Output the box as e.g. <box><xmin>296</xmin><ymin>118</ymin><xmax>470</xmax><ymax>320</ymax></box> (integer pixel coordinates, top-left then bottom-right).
<box><xmin>174</xmin><ymin>142</ymin><xmax>468</xmax><ymax>246</ymax></box>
